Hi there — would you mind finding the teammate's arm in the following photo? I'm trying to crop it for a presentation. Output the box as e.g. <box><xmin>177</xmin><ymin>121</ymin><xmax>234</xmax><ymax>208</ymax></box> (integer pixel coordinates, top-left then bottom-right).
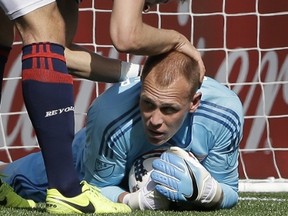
<box><xmin>110</xmin><ymin>0</ymin><xmax>205</xmax><ymax>83</ymax></box>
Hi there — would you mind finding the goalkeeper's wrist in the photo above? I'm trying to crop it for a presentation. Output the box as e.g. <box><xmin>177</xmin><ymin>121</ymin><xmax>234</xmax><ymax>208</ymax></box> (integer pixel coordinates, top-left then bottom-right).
<box><xmin>120</xmin><ymin>61</ymin><xmax>141</xmax><ymax>81</ymax></box>
<box><xmin>209</xmin><ymin>181</ymin><xmax>224</xmax><ymax>209</ymax></box>
<box><xmin>194</xmin><ymin>178</ymin><xmax>224</xmax><ymax>210</ymax></box>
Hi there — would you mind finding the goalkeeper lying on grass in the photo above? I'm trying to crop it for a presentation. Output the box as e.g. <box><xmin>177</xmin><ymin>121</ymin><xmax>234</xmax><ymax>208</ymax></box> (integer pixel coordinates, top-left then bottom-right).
<box><xmin>0</xmin><ymin>51</ymin><xmax>244</xmax><ymax>211</ymax></box>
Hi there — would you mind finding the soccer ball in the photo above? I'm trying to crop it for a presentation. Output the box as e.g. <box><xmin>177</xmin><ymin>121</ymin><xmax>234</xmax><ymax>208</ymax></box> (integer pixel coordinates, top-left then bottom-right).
<box><xmin>128</xmin><ymin>149</ymin><xmax>165</xmax><ymax>193</ymax></box>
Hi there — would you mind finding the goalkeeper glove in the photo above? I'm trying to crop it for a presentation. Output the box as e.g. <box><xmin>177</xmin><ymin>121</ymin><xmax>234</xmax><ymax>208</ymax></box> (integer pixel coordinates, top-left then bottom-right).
<box><xmin>151</xmin><ymin>147</ymin><xmax>223</xmax><ymax>209</ymax></box>
<box><xmin>123</xmin><ymin>171</ymin><xmax>170</xmax><ymax>210</ymax></box>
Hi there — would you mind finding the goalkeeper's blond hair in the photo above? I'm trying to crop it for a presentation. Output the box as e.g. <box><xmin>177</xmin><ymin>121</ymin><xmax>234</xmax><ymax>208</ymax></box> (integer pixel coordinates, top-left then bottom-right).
<box><xmin>141</xmin><ymin>51</ymin><xmax>200</xmax><ymax>98</ymax></box>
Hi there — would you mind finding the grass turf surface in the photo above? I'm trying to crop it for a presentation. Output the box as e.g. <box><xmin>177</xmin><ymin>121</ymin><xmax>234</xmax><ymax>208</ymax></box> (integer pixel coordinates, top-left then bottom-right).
<box><xmin>0</xmin><ymin>193</ymin><xmax>287</xmax><ymax>216</ymax></box>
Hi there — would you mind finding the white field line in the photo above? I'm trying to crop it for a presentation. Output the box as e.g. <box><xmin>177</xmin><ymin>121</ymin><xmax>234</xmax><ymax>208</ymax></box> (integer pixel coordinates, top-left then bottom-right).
<box><xmin>239</xmin><ymin>197</ymin><xmax>286</xmax><ymax>202</ymax></box>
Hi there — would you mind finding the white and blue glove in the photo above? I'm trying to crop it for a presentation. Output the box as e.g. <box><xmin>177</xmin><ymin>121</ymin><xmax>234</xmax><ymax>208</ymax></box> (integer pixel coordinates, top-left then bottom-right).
<box><xmin>151</xmin><ymin>147</ymin><xmax>223</xmax><ymax>209</ymax></box>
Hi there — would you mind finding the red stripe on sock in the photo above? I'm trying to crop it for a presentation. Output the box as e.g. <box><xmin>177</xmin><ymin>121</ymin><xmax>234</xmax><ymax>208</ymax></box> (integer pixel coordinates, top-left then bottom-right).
<box><xmin>46</xmin><ymin>44</ymin><xmax>55</xmax><ymax>70</ymax></box>
<box><xmin>39</xmin><ymin>44</ymin><xmax>44</xmax><ymax>69</ymax></box>
<box><xmin>22</xmin><ymin>69</ymin><xmax>73</xmax><ymax>84</ymax></box>
<box><xmin>22</xmin><ymin>52</ymin><xmax>66</xmax><ymax>63</ymax></box>
<box><xmin>32</xmin><ymin>45</ymin><xmax>37</xmax><ymax>69</ymax></box>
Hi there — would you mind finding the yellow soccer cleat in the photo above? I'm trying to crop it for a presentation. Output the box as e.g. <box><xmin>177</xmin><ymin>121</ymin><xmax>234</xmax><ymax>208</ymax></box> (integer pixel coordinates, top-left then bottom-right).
<box><xmin>0</xmin><ymin>181</ymin><xmax>36</xmax><ymax>209</ymax></box>
<box><xmin>46</xmin><ymin>180</ymin><xmax>132</xmax><ymax>214</ymax></box>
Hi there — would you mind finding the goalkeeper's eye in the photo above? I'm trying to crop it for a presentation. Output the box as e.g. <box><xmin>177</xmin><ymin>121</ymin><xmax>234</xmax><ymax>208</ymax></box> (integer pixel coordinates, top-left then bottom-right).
<box><xmin>160</xmin><ymin>106</ymin><xmax>179</xmax><ymax>115</ymax></box>
<box><xmin>141</xmin><ymin>98</ymin><xmax>155</xmax><ymax>111</ymax></box>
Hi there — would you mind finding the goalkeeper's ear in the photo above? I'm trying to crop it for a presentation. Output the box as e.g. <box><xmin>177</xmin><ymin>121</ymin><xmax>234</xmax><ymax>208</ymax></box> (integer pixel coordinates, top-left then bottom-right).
<box><xmin>189</xmin><ymin>92</ymin><xmax>201</xmax><ymax>113</ymax></box>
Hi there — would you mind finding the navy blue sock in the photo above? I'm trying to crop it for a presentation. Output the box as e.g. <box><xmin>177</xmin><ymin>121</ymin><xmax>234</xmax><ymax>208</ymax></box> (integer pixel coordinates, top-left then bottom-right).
<box><xmin>22</xmin><ymin>42</ymin><xmax>81</xmax><ymax>197</ymax></box>
<box><xmin>0</xmin><ymin>45</ymin><xmax>11</xmax><ymax>102</ymax></box>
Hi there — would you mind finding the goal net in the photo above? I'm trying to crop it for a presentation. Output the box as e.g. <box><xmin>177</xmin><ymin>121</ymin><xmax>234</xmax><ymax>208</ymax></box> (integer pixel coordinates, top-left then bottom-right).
<box><xmin>0</xmin><ymin>0</ymin><xmax>287</xmax><ymax>192</ymax></box>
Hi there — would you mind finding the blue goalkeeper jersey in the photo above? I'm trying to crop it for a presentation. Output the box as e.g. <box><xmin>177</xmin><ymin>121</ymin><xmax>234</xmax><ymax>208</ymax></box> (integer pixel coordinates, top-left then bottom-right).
<box><xmin>82</xmin><ymin>76</ymin><xmax>244</xmax><ymax>208</ymax></box>
<box><xmin>3</xmin><ymin>76</ymin><xmax>243</xmax><ymax>208</ymax></box>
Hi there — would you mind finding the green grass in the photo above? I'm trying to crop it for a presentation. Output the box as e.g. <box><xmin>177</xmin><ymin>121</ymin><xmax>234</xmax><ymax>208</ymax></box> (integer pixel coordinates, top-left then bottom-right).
<box><xmin>1</xmin><ymin>193</ymin><xmax>287</xmax><ymax>216</ymax></box>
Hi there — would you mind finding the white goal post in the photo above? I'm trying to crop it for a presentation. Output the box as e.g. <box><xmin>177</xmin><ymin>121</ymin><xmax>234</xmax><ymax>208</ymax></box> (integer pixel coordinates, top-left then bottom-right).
<box><xmin>0</xmin><ymin>0</ymin><xmax>287</xmax><ymax>192</ymax></box>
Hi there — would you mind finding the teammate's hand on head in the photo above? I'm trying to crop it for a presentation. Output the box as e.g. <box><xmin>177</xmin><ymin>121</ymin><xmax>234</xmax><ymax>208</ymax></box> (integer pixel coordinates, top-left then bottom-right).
<box><xmin>175</xmin><ymin>34</ymin><xmax>205</xmax><ymax>85</ymax></box>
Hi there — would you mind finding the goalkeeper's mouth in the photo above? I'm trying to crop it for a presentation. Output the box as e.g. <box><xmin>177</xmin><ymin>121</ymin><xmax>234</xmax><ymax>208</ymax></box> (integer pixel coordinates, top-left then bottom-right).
<box><xmin>146</xmin><ymin>129</ymin><xmax>167</xmax><ymax>145</ymax></box>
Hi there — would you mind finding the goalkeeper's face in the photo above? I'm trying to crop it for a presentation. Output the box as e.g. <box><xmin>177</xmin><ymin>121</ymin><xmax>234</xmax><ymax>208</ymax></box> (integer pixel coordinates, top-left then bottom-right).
<box><xmin>140</xmin><ymin>72</ymin><xmax>200</xmax><ymax>146</ymax></box>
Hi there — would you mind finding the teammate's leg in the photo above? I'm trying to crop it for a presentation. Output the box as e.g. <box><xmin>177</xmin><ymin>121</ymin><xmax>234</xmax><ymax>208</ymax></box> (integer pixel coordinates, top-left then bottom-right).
<box><xmin>14</xmin><ymin>2</ymin><xmax>82</xmax><ymax>199</ymax></box>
